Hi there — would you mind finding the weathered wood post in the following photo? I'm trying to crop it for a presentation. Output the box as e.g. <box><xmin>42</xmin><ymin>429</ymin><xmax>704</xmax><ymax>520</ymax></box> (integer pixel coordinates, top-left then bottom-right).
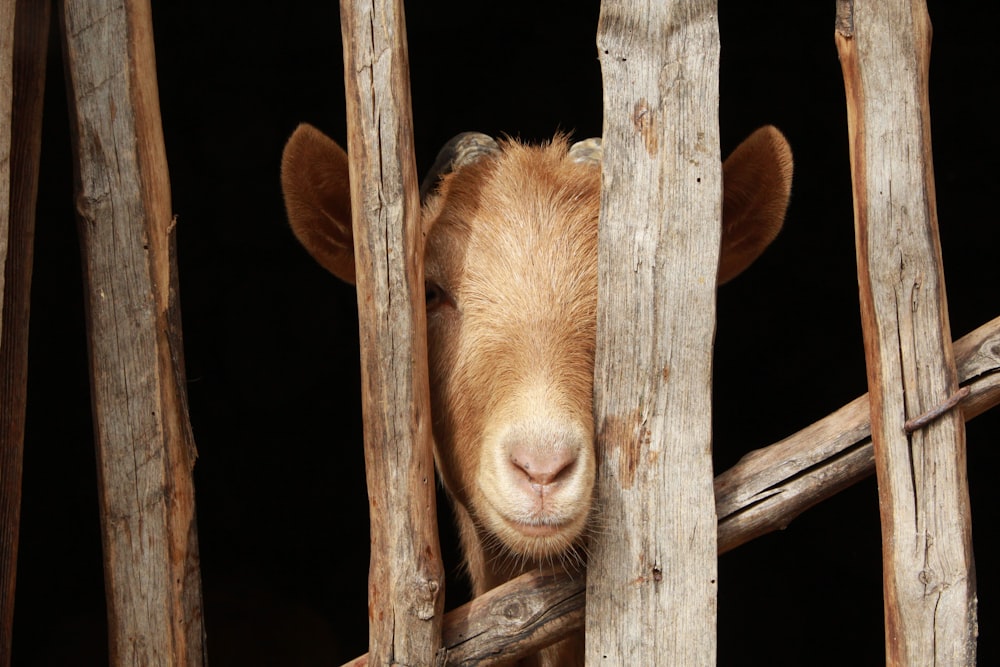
<box><xmin>339</xmin><ymin>0</ymin><xmax>445</xmax><ymax>664</ymax></box>
<box><xmin>0</xmin><ymin>1</ymin><xmax>50</xmax><ymax>664</ymax></box>
<box><xmin>588</xmin><ymin>0</ymin><xmax>722</xmax><ymax>662</ymax></box>
<box><xmin>0</xmin><ymin>0</ymin><xmax>17</xmax><ymax>659</ymax></box>
<box><xmin>836</xmin><ymin>0</ymin><xmax>978</xmax><ymax>663</ymax></box>
<box><xmin>60</xmin><ymin>0</ymin><xmax>206</xmax><ymax>663</ymax></box>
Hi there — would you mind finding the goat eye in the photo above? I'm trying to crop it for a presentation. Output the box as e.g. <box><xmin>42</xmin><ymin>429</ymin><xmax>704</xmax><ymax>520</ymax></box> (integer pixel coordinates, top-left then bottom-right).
<box><xmin>425</xmin><ymin>281</ymin><xmax>450</xmax><ymax>311</ymax></box>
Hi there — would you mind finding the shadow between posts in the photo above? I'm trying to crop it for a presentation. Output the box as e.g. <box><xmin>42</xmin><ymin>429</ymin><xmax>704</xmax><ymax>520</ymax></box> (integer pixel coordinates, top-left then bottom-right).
<box><xmin>344</xmin><ymin>314</ymin><xmax>1000</xmax><ymax>666</ymax></box>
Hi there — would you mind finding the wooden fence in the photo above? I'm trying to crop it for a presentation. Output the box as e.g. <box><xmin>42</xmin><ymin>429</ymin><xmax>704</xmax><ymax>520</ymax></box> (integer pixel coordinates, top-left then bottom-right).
<box><xmin>2</xmin><ymin>0</ymin><xmax>997</xmax><ymax>665</ymax></box>
<box><xmin>2</xmin><ymin>1</ymin><xmax>204</xmax><ymax>664</ymax></box>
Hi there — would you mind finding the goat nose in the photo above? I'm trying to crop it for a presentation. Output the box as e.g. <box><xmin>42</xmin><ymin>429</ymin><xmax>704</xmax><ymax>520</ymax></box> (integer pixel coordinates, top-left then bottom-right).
<box><xmin>510</xmin><ymin>446</ymin><xmax>577</xmax><ymax>488</ymax></box>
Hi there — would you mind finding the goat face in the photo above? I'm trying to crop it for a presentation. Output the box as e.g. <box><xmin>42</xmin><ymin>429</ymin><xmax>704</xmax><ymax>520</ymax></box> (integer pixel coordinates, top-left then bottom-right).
<box><xmin>420</xmin><ymin>138</ymin><xmax>602</xmax><ymax>562</ymax></box>
<box><xmin>280</xmin><ymin>124</ymin><xmax>792</xmax><ymax>589</ymax></box>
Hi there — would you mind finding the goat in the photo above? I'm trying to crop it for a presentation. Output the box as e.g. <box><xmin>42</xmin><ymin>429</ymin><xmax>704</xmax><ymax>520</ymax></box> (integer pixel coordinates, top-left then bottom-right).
<box><xmin>281</xmin><ymin>124</ymin><xmax>792</xmax><ymax>666</ymax></box>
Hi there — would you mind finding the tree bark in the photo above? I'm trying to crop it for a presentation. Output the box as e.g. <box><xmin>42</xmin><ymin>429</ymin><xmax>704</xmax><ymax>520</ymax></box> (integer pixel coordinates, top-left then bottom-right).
<box><xmin>0</xmin><ymin>2</ymin><xmax>50</xmax><ymax>664</ymax></box>
<box><xmin>60</xmin><ymin>0</ymin><xmax>205</xmax><ymax>663</ymax></box>
<box><xmin>836</xmin><ymin>1</ymin><xmax>977</xmax><ymax>663</ymax></box>
<box><xmin>339</xmin><ymin>0</ymin><xmax>444</xmax><ymax>664</ymax></box>
<box><xmin>588</xmin><ymin>0</ymin><xmax>722</xmax><ymax>663</ymax></box>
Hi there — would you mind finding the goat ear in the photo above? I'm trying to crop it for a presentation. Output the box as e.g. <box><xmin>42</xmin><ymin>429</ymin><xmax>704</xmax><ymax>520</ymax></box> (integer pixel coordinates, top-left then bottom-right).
<box><xmin>281</xmin><ymin>123</ymin><xmax>357</xmax><ymax>283</ymax></box>
<box><xmin>718</xmin><ymin>125</ymin><xmax>793</xmax><ymax>284</ymax></box>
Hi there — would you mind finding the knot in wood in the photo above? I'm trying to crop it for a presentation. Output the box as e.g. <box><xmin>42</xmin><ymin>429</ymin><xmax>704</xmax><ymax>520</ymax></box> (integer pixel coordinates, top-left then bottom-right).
<box><xmin>501</xmin><ymin>600</ymin><xmax>527</xmax><ymax>622</ymax></box>
<box><xmin>413</xmin><ymin>576</ymin><xmax>441</xmax><ymax>621</ymax></box>
<box><xmin>835</xmin><ymin>0</ymin><xmax>855</xmax><ymax>37</ymax></box>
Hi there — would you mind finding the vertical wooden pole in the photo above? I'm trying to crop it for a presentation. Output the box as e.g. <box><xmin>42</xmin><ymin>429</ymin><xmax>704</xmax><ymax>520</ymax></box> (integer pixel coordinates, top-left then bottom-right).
<box><xmin>1</xmin><ymin>2</ymin><xmax>50</xmax><ymax>664</ymax></box>
<box><xmin>588</xmin><ymin>0</ymin><xmax>721</xmax><ymax>663</ymax></box>
<box><xmin>0</xmin><ymin>0</ymin><xmax>18</xmax><ymax>659</ymax></box>
<box><xmin>60</xmin><ymin>0</ymin><xmax>205</xmax><ymax>664</ymax></box>
<box><xmin>0</xmin><ymin>0</ymin><xmax>12</xmax><ymax>326</ymax></box>
<box><xmin>836</xmin><ymin>1</ymin><xmax>977</xmax><ymax>664</ymax></box>
<box><xmin>339</xmin><ymin>0</ymin><xmax>444</xmax><ymax>664</ymax></box>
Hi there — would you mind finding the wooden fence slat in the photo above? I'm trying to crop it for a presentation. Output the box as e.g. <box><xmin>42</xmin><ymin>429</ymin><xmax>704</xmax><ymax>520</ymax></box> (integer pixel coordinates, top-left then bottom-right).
<box><xmin>836</xmin><ymin>1</ymin><xmax>977</xmax><ymax>663</ymax></box>
<box><xmin>336</xmin><ymin>314</ymin><xmax>998</xmax><ymax>666</ymax></box>
<box><xmin>0</xmin><ymin>0</ymin><xmax>17</xmax><ymax>659</ymax></box>
<box><xmin>588</xmin><ymin>0</ymin><xmax>721</xmax><ymax>663</ymax></box>
<box><xmin>60</xmin><ymin>1</ymin><xmax>205</xmax><ymax>663</ymax></box>
<box><xmin>339</xmin><ymin>0</ymin><xmax>444</xmax><ymax>664</ymax></box>
<box><xmin>0</xmin><ymin>1</ymin><xmax>49</xmax><ymax>663</ymax></box>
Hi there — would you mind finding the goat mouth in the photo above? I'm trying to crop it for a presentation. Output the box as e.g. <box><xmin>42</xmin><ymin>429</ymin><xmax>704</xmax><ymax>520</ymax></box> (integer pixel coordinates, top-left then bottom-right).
<box><xmin>503</xmin><ymin>516</ymin><xmax>573</xmax><ymax>539</ymax></box>
<box><xmin>476</xmin><ymin>486</ymin><xmax>590</xmax><ymax>552</ymax></box>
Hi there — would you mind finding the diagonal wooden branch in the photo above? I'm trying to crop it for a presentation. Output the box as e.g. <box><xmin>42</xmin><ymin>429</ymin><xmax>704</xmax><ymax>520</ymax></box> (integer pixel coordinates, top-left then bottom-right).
<box><xmin>342</xmin><ymin>313</ymin><xmax>1000</xmax><ymax>667</ymax></box>
<box><xmin>716</xmin><ymin>315</ymin><xmax>997</xmax><ymax>552</ymax></box>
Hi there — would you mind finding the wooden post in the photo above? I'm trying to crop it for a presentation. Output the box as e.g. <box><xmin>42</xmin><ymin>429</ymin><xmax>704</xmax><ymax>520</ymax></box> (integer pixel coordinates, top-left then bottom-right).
<box><xmin>339</xmin><ymin>0</ymin><xmax>444</xmax><ymax>664</ymax></box>
<box><xmin>836</xmin><ymin>1</ymin><xmax>977</xmax><ymax>664</ymax></box>
<box><xmin>60</xmin><ymin>1</ymin><xmax>205</xmax><ymax>664</ymax></box>
<box><xmin>588</xmin><ymin>0</ymin><xmax>721</xmax><ymax>663</ymax></box>
<box><xmin>1</xmin><ymin>1</ymin><xmax>49</xmax><ymax>664</ymax></box>
<box><xmin>0</xmin><ymin>0</ymin><xmax>17</xmax><ymax>658</ymax></box>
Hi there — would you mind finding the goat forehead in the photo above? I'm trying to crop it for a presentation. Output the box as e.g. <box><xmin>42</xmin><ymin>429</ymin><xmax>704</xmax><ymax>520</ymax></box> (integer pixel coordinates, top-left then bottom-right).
<box><xmin>429</xmin><ymin>145</ymin><xmax>600</xmax><ymax>285</ymax></box>
<box><xmin>459</xmin><ymin>217</ymin><xmax>597</xmax><ymax>322</ymax></box>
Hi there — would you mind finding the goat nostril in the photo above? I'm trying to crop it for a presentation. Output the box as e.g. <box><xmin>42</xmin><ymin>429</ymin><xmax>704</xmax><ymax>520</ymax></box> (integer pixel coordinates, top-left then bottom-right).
<box><xmin>510</xmin><ymin>449</ymin><xmax>576</xmax><ymax>487</ymax></box>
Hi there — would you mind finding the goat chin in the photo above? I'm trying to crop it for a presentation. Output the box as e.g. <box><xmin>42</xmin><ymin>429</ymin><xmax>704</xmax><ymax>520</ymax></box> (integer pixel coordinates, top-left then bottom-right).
<box><xmin>479</xmin><ymin>503</ymin><xmax>591</xmax><ymax>561</ymax></box>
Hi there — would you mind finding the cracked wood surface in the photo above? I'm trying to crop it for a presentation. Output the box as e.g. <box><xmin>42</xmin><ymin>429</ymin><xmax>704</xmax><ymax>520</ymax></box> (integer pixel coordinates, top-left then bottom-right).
<box><xmin>339</xmin><ymin>0</ymin><xmax>444</xmax><ymax>664</ymax></box>
<box><xmin>589</xmin><ymin>0</ymin><xmax>723</xmax><ymax>663</ymax></box>
<box><xmin>61</xmin><ymin>0</ymin><xmax>204</xmax><ymax>663</ymax></box>
<box><xmin>837</xmin><ymin>0</ymin><xmax>977</xmax><ymax>663</ymax></box>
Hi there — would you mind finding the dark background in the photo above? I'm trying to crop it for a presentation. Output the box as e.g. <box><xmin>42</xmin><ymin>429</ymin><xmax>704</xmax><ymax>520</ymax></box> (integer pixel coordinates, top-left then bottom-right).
<box><xmin>12</xmin><ymin>1</ymin><xmax>999</xmax><ymax>665</ymax></box>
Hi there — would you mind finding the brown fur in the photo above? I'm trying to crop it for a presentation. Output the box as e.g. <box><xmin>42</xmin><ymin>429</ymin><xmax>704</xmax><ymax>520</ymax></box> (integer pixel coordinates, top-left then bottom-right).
<box><xmin>280</xmin><ymin>124</ymin><xmax>356</xmax><ymax>282</ymax></box>
<box><xmin>281</xmin><ymin>124</ymin><xmax>792</xmax><ymax>666</ymax></box>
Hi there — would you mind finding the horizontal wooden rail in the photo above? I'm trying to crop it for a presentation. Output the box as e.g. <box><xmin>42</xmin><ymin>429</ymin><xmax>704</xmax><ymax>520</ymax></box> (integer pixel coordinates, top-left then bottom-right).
<box><xmin>343</xmin><ymin>313</ymin><xmax>999</xmax><ymax>666</ymax></box>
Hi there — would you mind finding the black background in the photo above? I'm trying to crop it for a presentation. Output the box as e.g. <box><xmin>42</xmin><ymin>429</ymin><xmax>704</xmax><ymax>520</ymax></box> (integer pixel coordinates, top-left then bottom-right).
<box><xmin>12</xmin><ymin>1</ymin><xmax>999</xmax><ymax>665</ymax></box>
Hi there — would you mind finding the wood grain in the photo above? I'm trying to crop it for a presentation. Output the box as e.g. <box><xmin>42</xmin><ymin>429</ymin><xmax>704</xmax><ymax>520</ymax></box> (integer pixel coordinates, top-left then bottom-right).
<box><xmin>588</xmin><ymin>0</ymin><xmax>721</xmax><ymax>663</ymax></box>
<box><xmin>60</xmin><ymin>0</ymin><xmax>205</xmax><ymax>663</ymax></box>
<box><xmin>339</xmin><ymin>0</ymin><xmax>444</xmax><ymax>664</ymax></box>
<box><xmin>836</xmin><ymin>1</ymin><xmax>977</xmax><ymax>663</ymax></box>
<box><xmin>338</xmin><ymin>315</ymin><xmax>998</xmax><ymax>666</ymax></box>
<box><xmin>0</xmin><ymin>2</ymin><xmax>49</xmax><ymax>664</ymax></box>
<box><xmin>438</xmin><ymin>567</ymin><xmax>585</xmax><ymax>666</ymax></box>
